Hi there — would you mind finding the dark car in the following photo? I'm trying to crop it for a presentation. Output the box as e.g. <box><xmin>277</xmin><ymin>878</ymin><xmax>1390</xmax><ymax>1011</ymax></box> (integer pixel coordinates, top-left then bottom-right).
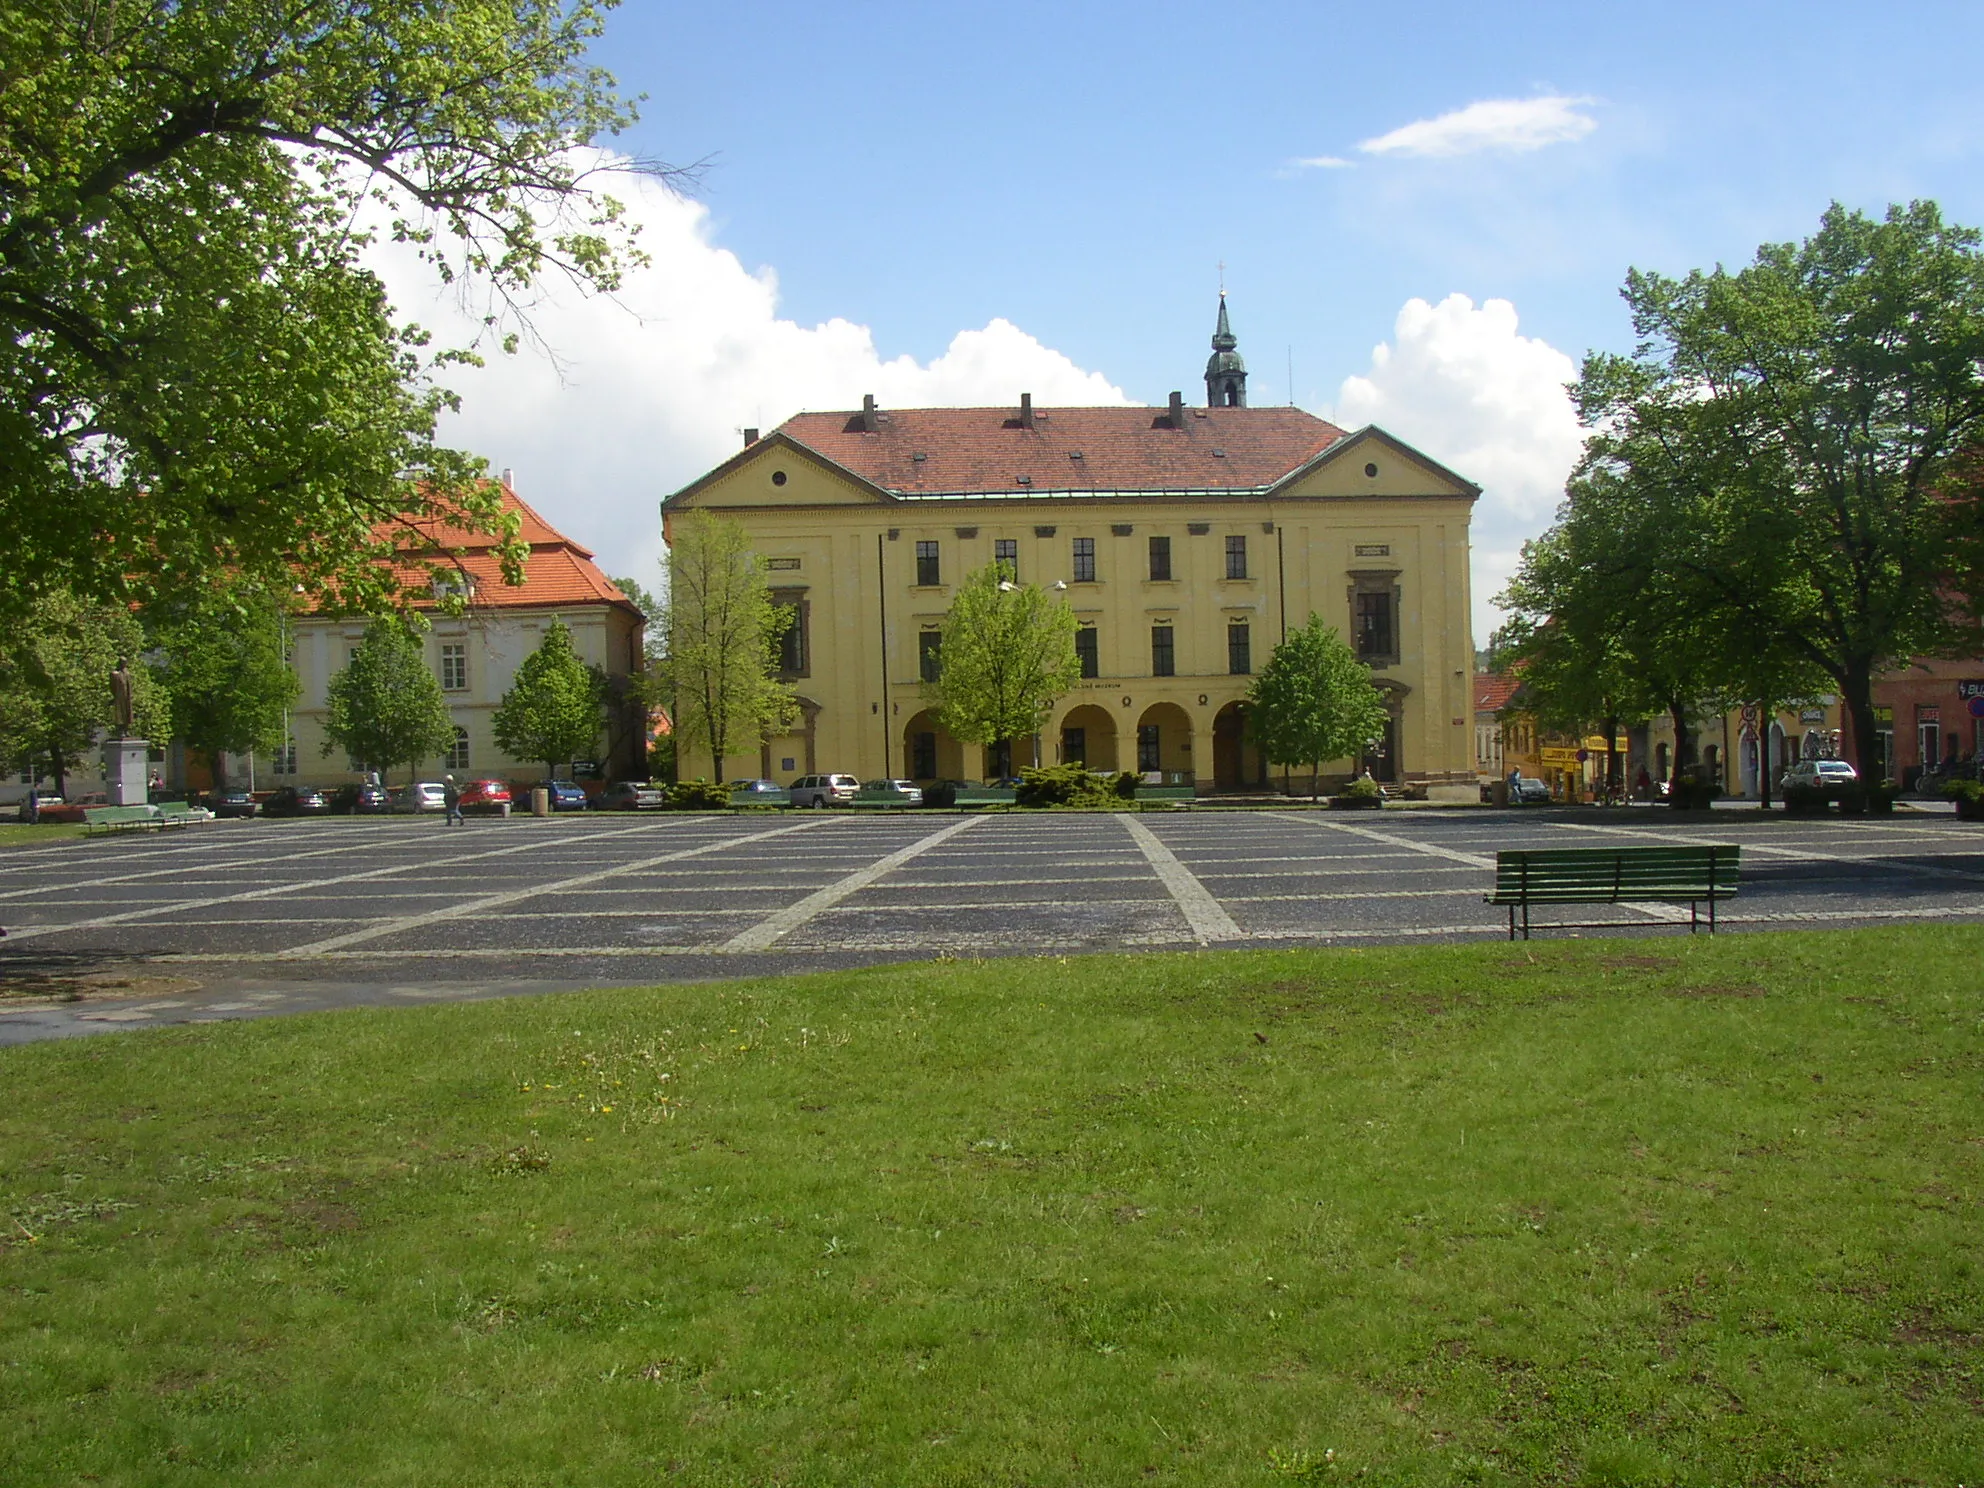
<box><xmin>328</xmin><ymin>782</ymin><xmax>390</xmax><ymax>814</ymax></box>
<box><xmin>262</xmin><ymin>785</ymin><xmax>330</xmax><ymax>817</ymax></box>
<box><xmin>206</xmin><ymin>789</ymin><xmax>259</xmax><ymax>819</ymax></box>
<box><xmin>532</xmin><ymin>779</ymin><xmax>589</xmax><ymax>811</ymax></box>
<box><xmin>1506</xmin><ymin>774</ymin><xmax>1552</xmax><ymax>805</ymax></box>
<box><xmin>599</xmin><ymin>780</ymin><xmax>667</xmax><ymax>811</ymax></box>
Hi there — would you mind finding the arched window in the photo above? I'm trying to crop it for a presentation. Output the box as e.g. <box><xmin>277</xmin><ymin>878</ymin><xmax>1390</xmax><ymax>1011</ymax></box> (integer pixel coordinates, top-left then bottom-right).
<box><xmin>446</xmin><ymin>726</ymin><xmax>470</xmax><ymax>770</ymax></box>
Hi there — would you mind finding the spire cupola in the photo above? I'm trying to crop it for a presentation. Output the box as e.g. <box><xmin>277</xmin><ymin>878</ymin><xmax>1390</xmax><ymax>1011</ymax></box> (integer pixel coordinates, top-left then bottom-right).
<box><xmin>1205</xmin><ymin>293</ymin><xmax>1248</xmax><ymax>407</ymax></box>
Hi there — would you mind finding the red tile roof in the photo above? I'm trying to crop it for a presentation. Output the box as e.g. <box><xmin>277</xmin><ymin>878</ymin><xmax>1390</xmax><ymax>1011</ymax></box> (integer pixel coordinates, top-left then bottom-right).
<box><xmin>1475</xmin><ymin>672</ymin><xmax>1521</xmax><ymax>714</ymax></box>
<box><xmin>314</xmin><ymin>484</ymin><xmax>637</xmax><ymax>614</ymax></box>
<box><xmin>775</xmin><ymin>405</ymin><xmax>1347</xmax><ymax>496</ymax></box>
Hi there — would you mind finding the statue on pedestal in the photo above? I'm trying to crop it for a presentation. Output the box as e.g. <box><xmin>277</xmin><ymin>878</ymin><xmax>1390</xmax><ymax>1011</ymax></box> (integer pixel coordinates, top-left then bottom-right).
<box><xmin>110</xmin><ymin>658</ymin><xmax>136</xmax><ymax>737</ymax></box>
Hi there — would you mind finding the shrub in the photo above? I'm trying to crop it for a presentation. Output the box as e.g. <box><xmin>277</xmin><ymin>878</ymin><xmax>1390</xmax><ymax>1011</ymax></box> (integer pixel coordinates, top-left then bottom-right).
<box><xmin>668</xmin><ymin>779</ymin><xmax>731</xmax><ymax>811</ymax></box>
<box><xmin>1015</xmin><ymin>765</ymin><xmax>1131</xmax><ymax>809</ymax></box>
<box><xmin>1943</xmin><ymin>779</ymin><xmax>1984</xmax><ymax>804</ymax></box>
<box><xmin>1334</xmin><ymin>776</ymin><xmax>1383</xmax><ymax>803</ymax></box>
<box><xmin>1668</xmin><ymin>775</ymin><xmax>1719</xmax><ymax>810</ymax></box>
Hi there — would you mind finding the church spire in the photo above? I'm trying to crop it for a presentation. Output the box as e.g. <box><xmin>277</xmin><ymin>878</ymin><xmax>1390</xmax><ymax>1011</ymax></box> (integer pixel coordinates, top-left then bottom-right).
<box><xmin>1205</xmin><ymin>292</ymin><xmax>1247</xmax><ymax>407</ymax></box>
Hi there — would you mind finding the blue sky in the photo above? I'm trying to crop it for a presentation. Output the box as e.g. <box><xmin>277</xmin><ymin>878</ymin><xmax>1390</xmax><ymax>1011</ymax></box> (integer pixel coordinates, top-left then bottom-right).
<box><xmin>385</xmin><ymin>0</ymin><xmax>1984</xmax><ymax>639</ymax></box>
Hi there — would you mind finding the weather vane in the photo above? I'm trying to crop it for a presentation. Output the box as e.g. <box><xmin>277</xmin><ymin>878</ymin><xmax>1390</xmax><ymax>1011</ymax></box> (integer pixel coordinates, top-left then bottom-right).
<box><xmin>1217</xmin><ymin>259</ymin><xmax>1226</xmax><ymax>296</ymax></box>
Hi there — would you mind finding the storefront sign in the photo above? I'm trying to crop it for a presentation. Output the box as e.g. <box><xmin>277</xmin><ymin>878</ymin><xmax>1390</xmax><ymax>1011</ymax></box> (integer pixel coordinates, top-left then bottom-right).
<box><xmin>1957</xmin><ymin>680</ymin><xmax>1984</xmax><ymax>701</ymax></box>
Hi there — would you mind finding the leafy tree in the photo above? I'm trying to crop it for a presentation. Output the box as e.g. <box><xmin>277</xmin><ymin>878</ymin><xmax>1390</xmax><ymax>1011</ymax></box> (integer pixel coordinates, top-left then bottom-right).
<box><xmin>321</xmin><ymin>620</ymin><xmax>455</xmax><ymax>785</ymax></box>
<box><xmin>1</xmin><ymin>1</ymin><xmax>670</xmax><ymax>619</ymax></box>
<box><xmin>610</xmin><ymin>575</ymin><xmax>668</xmax><ymax>667</ymax></box>
<box><xmin>655</xmin><ymin>512</ymin><xmax>796</xmax><ymax>783</ymax></box>
<box><xmin>148</xmin><ymin>587</ymin><xmax>302</xmax><ymax>789</ymax></box>
<box><xmin>492</xmin><ymin>621</ymin><xmax>605</xmax><ymax>776</ymax></box>
<box><xmin>926</xmin><ymin>561</ymin><xmax>1080</xmax><ymax>773</ymax></box>
<box><xmin>0</xmin><ymin>589</ymin><xmax>165</xmax><ymax>798</ymax></box>
<box><xmin>1567</xmin><ymin>201</ymin><xmax>1984</xmax><ymax>777</ymax></box>
<box><xmin>1244</xmin><ymin>615</ymin><xmax>1390</xmax><ymax>799</ymax></box>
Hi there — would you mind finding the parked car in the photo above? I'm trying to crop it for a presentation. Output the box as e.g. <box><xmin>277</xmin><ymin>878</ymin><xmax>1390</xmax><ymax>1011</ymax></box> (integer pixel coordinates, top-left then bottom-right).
<box><xmin>529</xmin><ymin>779</ymin><xmax>589</xmax><ymax>812</ymax></box>
<box><xmin>599</xmin><ymin>780</ymin><xmax>667</xmax><ymax>811</ymax></box>
<box><xmin>1506</xmin><ymin>773</ymin><xmax>1552</xmax><ymax>805</ymax></box>
<box><xmin>1782</xmin><ymin>758</ymin><xmax>1858</xmax><ymax>794</ymax></box>
<box><xmin>728</xmin><ymin>777</ymin><xmax>791</xmax><ymax>806</ymax></box>
<box><xmin>262</xmin><ymin>785</ymin><xmax>331</xmax><ymax>817</ymax></box>
<box><xmin>859</xmin><ymin>778</ymin><xmax>924</xmax><ymax>806</ymax></box>
<box><xmin>457</xmin><ymin>778</ymin><xmax>513</xmax><ymax>816</ymax></box>
<box><xmin>206</xmin><ymin>788</ymin><xmax>260</xmax><ymax>819</ymax></box>
<box><xmin>328</xmin><ymin>781</ymin><xmax>390</xmax><ymax>814</ymax></box>
<box><xmin>393</xmin><ymin>781</ymin><xmax>448</xmax><ymax>813</ymax></box>
<box><xmin>789</xmin><ymin>773</ymin><xmax>861</xmax><ymax>808</ymax></box>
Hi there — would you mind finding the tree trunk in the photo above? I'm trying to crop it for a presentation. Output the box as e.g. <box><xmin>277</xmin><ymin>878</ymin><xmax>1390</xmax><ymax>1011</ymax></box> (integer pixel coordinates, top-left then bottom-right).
<box><xmin>50</xmin><ymin>745</ymin><xmax>67</xmax><ymax>800</ymax></box>
<box><xmin>210</xmin><ymin>746</ymin><xmax>227</xmax><ymax>790</ymax></box>
<box><xmin>1604</xmin><ymin>712</ymin><xmax>1619</xmax><ymax>803</ymax></box>
<box><xmin>1757</xmin><ymin>699</ymin><xmax>1774</xmax><ymax>810</ymax></box>
<box><xmin>1668</xmin><ymin>701</ymin><xmax>1691</xmax><ymax>783</ymax></box>
<box><xmin>1839</xmin><ymin>664</ymin><xmax>1880</xmax><ymax>784</ymax></box>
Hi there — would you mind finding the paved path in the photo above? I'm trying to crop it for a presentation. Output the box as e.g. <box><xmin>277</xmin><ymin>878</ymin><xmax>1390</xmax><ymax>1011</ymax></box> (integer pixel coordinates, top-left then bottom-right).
<box><xmin>2</xmin><ymin>808</ymin><xmax>1978</xmax><ymax>1042</ymax></box>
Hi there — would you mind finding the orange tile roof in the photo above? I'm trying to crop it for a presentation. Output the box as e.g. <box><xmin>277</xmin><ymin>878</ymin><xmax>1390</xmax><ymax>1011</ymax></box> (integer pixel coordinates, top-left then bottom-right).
<box><xmin>1475</xmin><ymin>672</ymin><xmax>1521</xmax><ymax>713</ymax></box>
<box><xmin>775</xmin><ymin>405</ymin><xmax>1347</xmax><ymax>497</ymax></box>
<box><xmin>313</xmin><ymin>484</ymin><xmax>638</xmax><ymax>614</ymax></box>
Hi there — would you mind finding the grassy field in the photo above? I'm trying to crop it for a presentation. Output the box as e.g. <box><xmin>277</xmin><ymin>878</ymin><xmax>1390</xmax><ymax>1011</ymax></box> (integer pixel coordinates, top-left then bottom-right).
<box><xmin>2</xmin><ymin>929</ymin><xmax>1979</xmax><ymax>1486</ymax></box>
<box><xmin>0</xmin><ymin>821</ymin><xmax>89</xmax><ymax>848</ymax></box>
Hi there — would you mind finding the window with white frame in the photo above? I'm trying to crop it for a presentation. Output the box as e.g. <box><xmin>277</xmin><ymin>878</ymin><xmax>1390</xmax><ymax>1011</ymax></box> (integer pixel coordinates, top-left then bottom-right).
<box><xmin>440</xmin><ymin>642</ymin><xmax>468</xmax><ymax>691</ymax></box>
<box><xmin>446</xmin><ymin>726</ymin><xmax>470</xmax><ymax>770</ymax></box>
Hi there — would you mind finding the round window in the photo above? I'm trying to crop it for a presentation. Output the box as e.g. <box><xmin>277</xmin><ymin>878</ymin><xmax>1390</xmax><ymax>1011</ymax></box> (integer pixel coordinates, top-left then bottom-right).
<box><xmin>1364</xmin><ymin>462</ymin><xmax>1379</xmax><ymax>478</ymax></box>
<box><xmin>771</xmin><ymin>470</ymin><xmax>789</xmax><ymax>487</ymax></box>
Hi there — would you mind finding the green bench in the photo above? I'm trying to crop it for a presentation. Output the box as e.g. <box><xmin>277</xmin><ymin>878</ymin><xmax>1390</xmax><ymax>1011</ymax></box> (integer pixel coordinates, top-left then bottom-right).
<box><xmin>83</xmin><ymin>804</ymin><xmax>162</xmax><ymax>835</ymax></box>
<box><xmin>153</xmin><ymin>800</ymin><xmax>214</xmax><ymax>827</ymax></box>
<box><xmin>1134</xmin><ymin>785</ymin><xmax>1197</xmax><ymax>805</ymax></box>
<box><xmin>850</xmin><ymin>787</ymin><xmax>918</xmax><ymax>810</ymax></box>
<box><xmin>952</xmin><ymin>786</ymin><xmax>1017</xmax><ymax>807</ymax></box>
<box><xmin>1487</xmin><ymin>845</ymin><xmax>1741</xmax><ymax>941</ymax></box>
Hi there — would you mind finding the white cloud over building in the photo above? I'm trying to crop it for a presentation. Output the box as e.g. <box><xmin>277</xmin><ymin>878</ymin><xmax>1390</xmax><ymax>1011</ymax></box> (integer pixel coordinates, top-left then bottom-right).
<box><xmin>1357</xmin><ymin>95</ymin><xmax>1599</xmax><ymax>158</ymax></box>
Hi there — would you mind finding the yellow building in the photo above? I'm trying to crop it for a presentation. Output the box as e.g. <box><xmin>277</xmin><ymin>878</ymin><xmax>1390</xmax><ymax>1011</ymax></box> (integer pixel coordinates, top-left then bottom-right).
<box><xmin>663</xmin><ymin>305</ymin><xmax>1481</xmax><ymax>798</ymax></box>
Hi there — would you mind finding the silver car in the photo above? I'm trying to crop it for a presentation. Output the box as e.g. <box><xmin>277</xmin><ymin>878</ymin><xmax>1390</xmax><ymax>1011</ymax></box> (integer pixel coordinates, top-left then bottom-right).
<box><xmin>789</xmin><ymin>773</ymin><xmax>861</xmax><ymax>808</ymax></box>
<box><xmin>1781</xmin><ymin>758</ymin><xmax>1857</xmax><ymax>793</ymax></box>
<box><xmin>860</xmin><ymin>778</ymin><xmax>924</xmax><ymax>805</ymax></box>
<box><xmin>393</xmin><ymin>781</ymin><xmax>448</xmax><ymax>813</ymax></box>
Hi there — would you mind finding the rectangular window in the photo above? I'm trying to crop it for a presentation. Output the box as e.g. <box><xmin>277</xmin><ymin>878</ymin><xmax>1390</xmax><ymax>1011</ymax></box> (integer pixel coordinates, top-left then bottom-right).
<box><xmin>994</xmin><ymin>538</ymin><xmax>1018</xmax><ymax>579</ymax></box>
<box><xmin>773</xmin><ymin>590</ymin><xmax>809</xmax><ymax>676</ymax></box>
<box><xmin>446</xmin><ymin>726</ymin><xmax>470</xmax><ymax>771</ymax></box>
<box><xmin>1355</xmin><ymin>589</ymin><xmax>1395</xmax><ymax>662</ymax></box>
<box><xmin>1061</xmin><ymin>726</ymin><xmax>1086</xmax><ymax>765</ymax></box>
<box><xmin>918</xmin><ymin>630</ymin><xmax>943</xmax><ymax>683</ymax></box>
<box><xmin>1228</xmin><ymin>622</ymin><xmax>1251</xmax><ymax>675</ymax></box>
<box><xmin>1148</xmin><ymin>535</ymin><xmax>1171</xmax><ymax>581</ymax></box>
<box><xmin>1150</xmin><ymin>625</ymin><xmax>1175</xmax><ymax>676</ymax></box>
<box><xmin>911</xmin><ymin>731</ymin><xmax>937</xmax><ymax>779</ymax></box>
<box><xmin>1075</xmin><ymin>625</ymin><xmax>1098</xmax><ymax>679</ymax></box>
<box><xmin>1072</xmin><ymin>537</ymin><xmax>1096</xmax><ymax>583</ymax></box>
<box><xmin>274</xmin><ymin>738</ymin><xmax>297</xmax><ymax>776</ymax></box>
<box><xmin>915</xmin><ymin>540</ymin><xmax>940</xmax><ymax>586</ymax></box>
<box><xmin>1225</xmin><ymin>534</ymin><xmax>1248</xmax><ymax>580</ymax></box>
<box><xmin>1138</xmin><ymin>724</ymin><xmax>1161</xmax><ymax>773</ymax></box>
<box><xmin>440</xmin><ymin>642</ymin><xmax>467</xmax><ymax>691</ymax></box>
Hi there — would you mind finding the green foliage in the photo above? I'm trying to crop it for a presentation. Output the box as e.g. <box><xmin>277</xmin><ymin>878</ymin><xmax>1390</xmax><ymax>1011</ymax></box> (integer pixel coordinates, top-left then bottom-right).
<box><xmin>1334</xmin><ymin>776</ymin><xmax>1383</xmax><ymax>803</ymax></box>
<box><xmin>492</xmin><ymin>622</ymin><xmax>605</xmax><ymax>775</ymax></box>
<box><xmin>147</xmin><ymin>586</ymin><xmax>301</xmax><ymax>787</ymax></box>
<box><xmin>0</xmin><ymin>1</ymin><xmax>659</xmax><ymax>619</ymax></box>
<box><xmin>1245</xmin><ymin>615</ymin><xmax>1390</xmax><ymax>798</ymax></box>
<box><xmin>610</xmin><ymin>575</ymin><xmax>668</xmax><ymax>667</ymax></box>
<box><xmin>1</xmin><ymin>929</ymin><xmax>1981</xmax><ymax>1482</ymax></box>
<box><xmin>666</xmin><ymin>779</ymin><xmax>731</xmax><ymax>811</ymax></box>
<box><xmin>928</xmin><ymin>562</ymin><xmax>1080</xmax><ymax>750</ymax></box>
<box><xmin>1560</xmin><ymin>201</ymin><xmax>1984</xmax><ymax>774</ymax></box>
<box><xmin>654</xmin><ymin>513</ymin><xmax>797</xmax><ymax>784</ymax></box>
<box><xmin>320</xmin><ymin>620</ymin><xmax>455</xmax><ymax>785</ymax></box>
<box><xmin>1013</xmin><ymin>765</ymin><xmax>1137</xmax><ymax>808</ymax></box>
<box><xmin>0</xmin><ymin>588</ymin><xmax>165</xmax><ymax>796</ymax></box>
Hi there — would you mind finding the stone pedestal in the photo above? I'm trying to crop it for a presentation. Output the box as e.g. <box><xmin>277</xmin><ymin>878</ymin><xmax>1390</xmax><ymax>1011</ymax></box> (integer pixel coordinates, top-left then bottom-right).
<box><xmin>104</xmin><ymin>737</ymin><xmax>150</xmax><ymax>806</ymax></box>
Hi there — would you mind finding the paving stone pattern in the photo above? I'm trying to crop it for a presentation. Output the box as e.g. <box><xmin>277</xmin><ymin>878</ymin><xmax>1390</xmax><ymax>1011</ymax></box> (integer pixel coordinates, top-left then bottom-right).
<box><xmin>2</xmin><ymin>809</ymin><xmax>1978</xmax><ymax>1042</ymax></box>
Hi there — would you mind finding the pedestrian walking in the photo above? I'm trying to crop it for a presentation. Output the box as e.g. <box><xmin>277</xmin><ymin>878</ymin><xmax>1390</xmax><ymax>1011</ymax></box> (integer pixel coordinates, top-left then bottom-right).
<box><xmin>443</xmin><ymin>774</ymin><xmax>464</xmax><ymax>826</ymax></box>
<box><xmin>20</xmin><ymin>786</ymin><xmax>38</xmax><ymax>825</ymax></box>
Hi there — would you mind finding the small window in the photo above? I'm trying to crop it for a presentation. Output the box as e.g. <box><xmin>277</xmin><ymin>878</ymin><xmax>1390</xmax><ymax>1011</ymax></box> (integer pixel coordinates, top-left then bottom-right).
<box><xmin>994</xmin><ymin>538</ymin><xmax>1018</xmax><ymax>580</ymax></box>
<box><xmin>1225</xmin><ymin>535</ymin><xmax>1248</xmax><ymax>580</ymax></box>
<box><xmin>1072</xmin><ymin>537</ymin><xmax>1096</xmax><ymax>583</ymax></box>
<box><xmin>1355</xmin><ymin>589</ymin><xmax>1395</xmax><ymax>662</ymax></box>
<box><xmin>274</xmin><ymin>738</ymin><xmax>298</xmax><ymax>776</ymax></box>
<box><xmin>918</xmin><ymin>631</ymin><xmax>942</xmax><ymax>683</ymax></box>
<box><xmin>1151</xmin><ymin>625</ymin><xmax>1175</xmax><ymax>677</ymax></box>
<box><xmin>1148</xmin><ymin>535</ymin><xmax>1171</xmax><ymax>582</ymax></box>
<box><xmin>440</xmin><ymin>642</ymin><xmax>467</xmax><ymax>692</ymax></box>
<box><xmin>1075</xmin><ymin>626</ymin><xmax>1098</xmax><ymax>679</ymax></box>
<box><xmin>1227</xmin><ymin>622</ymin><xmax>1251</xmax><ymax>676</ymax></box>
<box><xmin>445</xmin><ymin>726</ymin><xmax>470</xmax><ymax>770</ymax></box>
<box><xmin>915</xmin><ymin>540</ymin><xmax>940</xmax><ymax>587</ymax></box>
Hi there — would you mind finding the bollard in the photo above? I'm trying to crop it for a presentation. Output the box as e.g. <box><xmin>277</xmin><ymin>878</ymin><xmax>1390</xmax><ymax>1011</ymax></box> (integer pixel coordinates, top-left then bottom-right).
<box><xmin>531</xmin><ymin>787</ymin><xmax>550</xmax><ymax>818</ymax></box>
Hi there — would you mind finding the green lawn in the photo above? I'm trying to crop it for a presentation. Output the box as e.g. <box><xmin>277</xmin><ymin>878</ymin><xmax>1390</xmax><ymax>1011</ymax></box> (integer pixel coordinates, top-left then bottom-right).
<box><xmin>2</xmin><ymin>929</ymin><xmax>1979</xmax><ymax>1486</ymax></box>
<box><xmin>0</xmin><ymin>821</ymin><xmax>89</xmax><ymax>848</ymax></box>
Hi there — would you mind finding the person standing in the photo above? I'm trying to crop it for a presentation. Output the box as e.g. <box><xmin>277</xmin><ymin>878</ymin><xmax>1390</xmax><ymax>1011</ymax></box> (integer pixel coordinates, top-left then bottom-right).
<box><xmin>442</xmin><ymin>775</ymin><xmax>463</xmax><ymax>826</ymax></box>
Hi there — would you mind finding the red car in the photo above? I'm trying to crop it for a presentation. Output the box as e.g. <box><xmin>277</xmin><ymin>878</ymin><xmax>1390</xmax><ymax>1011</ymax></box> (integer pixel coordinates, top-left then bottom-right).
<box><xmin>456</xmin><ymin>778</ymin><xmax>513</xmax><ymax>817</ymax></box>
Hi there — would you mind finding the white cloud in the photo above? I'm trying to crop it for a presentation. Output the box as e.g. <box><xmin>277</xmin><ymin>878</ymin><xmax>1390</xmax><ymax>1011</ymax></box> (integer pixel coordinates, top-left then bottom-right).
<box><xmin>1326</xmin><ymin>294</ymin><xmax>1586</xmax><ymax>645</ymax></box>
<box><xmin>363</xmin><ymin>164</ymin><xmax>1128</xmax><ymax>594</ymax></box>
<box><xmin>1357</xmin><ymin>95</ymin><xmax>1598</xmax><ymax>159</ymax></box>
<box><xmin>1290</xmin><ymin>155</ymin><xmax>1354</xmax><ymax>170</ymax></box>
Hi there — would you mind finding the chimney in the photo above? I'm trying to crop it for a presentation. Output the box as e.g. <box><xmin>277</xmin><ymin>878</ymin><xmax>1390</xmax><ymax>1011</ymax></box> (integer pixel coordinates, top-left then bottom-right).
<box><xmin>742</xmin><ymin>428</ymin><xmax>759</xmax><ymax>447</ymax></box>
<box><xmin>1167</xmin><ymin>391</ymin><xmax>1184</xmax><ymax>429</ymax></box>
<box><xmin>861</xmin><ymin>393</ymin><xmax>878</xmax><ymax>433</ymax></box>
<box><xmin>1019</xmin><ymin>392</ymin><xmax>1035</xmax><ymax>429</ymax></box>
<box><xmin>500</xmin><ymin>466</ymin><xmax>515</xmax><ymax>489</ymax></box>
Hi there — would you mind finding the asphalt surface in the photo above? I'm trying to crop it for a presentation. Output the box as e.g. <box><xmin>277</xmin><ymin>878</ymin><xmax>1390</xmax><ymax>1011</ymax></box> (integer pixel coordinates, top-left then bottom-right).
<box><xmin>2</xmin><ymin>806</ymin><xmax>1979</xmax><ymax>1043</ymax></box>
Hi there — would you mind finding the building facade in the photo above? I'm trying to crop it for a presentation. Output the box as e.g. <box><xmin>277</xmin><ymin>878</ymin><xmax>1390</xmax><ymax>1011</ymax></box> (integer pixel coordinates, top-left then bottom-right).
<box><xmin>663</xmin><ymin>306</ymin><xmax>1481</xmax><ymax>797</ymax></box>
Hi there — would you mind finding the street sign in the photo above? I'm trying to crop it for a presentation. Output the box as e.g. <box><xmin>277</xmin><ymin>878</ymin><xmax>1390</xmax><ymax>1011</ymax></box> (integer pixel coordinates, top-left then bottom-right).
<box><xmin>1970</xmin><ymin>696</ymin><xmax>1984</xmax><ymax>720</ymax></box>
<box><xmin>1740</xmin><ymin>703</ymin><xmax>1760</xmax><ymax>727</ymax></box>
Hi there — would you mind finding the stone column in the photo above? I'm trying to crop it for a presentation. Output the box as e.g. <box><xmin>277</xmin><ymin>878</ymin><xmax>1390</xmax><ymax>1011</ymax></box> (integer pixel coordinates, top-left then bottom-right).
<box><xmin>104</xmin><ymin>737</ymin><xmax>150</xmax><ymax>805</ymax></box>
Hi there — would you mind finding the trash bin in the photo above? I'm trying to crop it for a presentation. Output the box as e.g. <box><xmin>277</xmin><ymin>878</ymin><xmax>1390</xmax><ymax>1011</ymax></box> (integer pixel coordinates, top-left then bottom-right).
<box><xmin>1491</xmin><ymin>779</ymin><xmax>1509</xmax><ymax>807</ymax></box>
<box><xmin>531</xmin><ymin>787</ymin><xmax>550</xmax><ymax>818</ymax></box>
